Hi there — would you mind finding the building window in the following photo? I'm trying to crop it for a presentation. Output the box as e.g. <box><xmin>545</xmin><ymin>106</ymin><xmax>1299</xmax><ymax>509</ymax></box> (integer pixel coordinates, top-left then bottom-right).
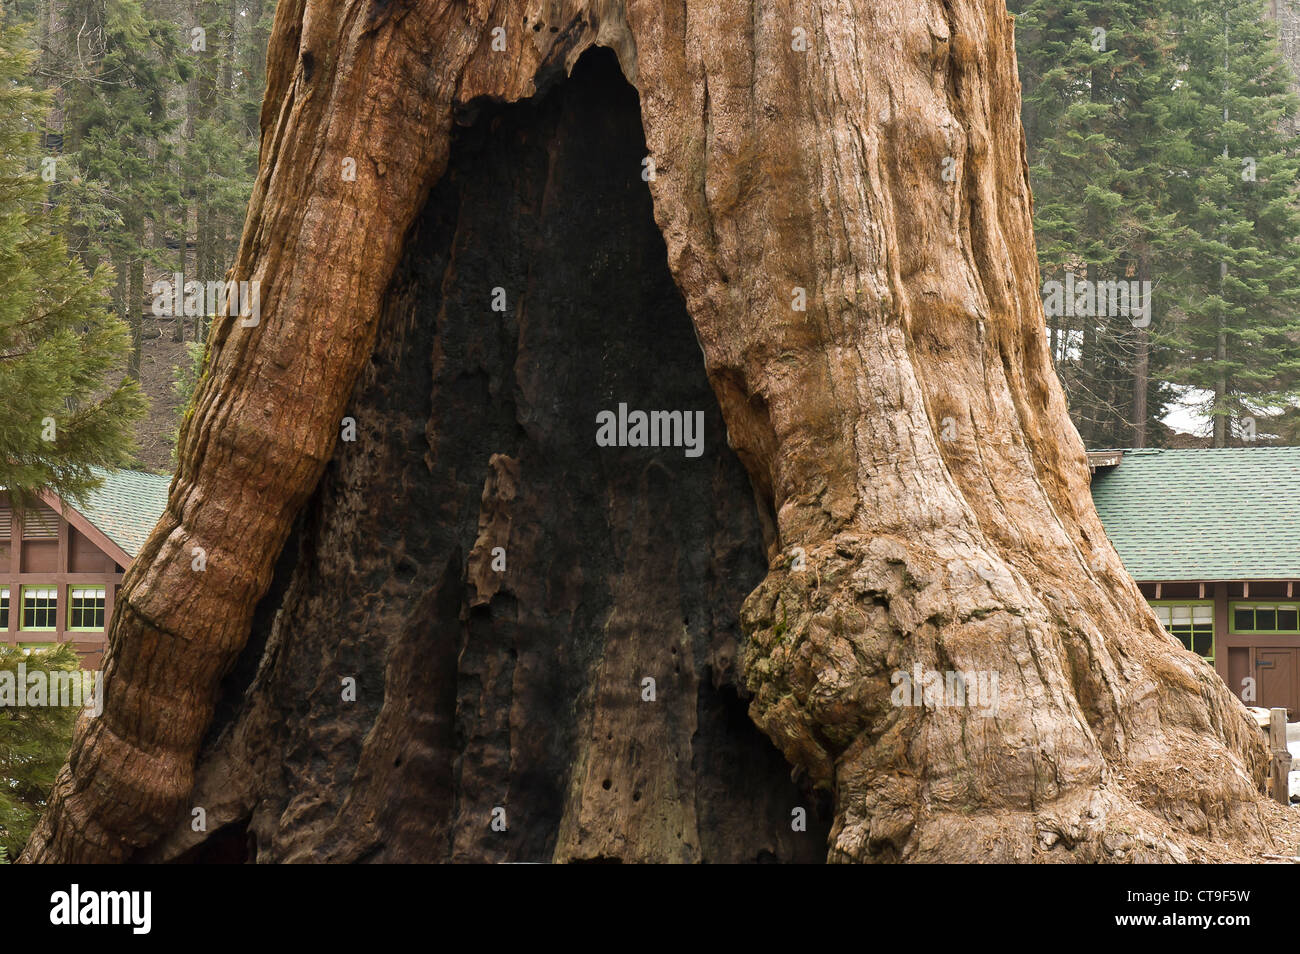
<box><xmin>21</xmin><ymin>587</ymin><xmax>57</xmax><ymax>631</ymax></box>
<box><xmin>1152</xmin><ymin>602</ymin><xmax>1214</xmax><ymax>661</ymax></box>
<box><xmin>69</xmin><ymin>587</ymin><xmax>106</xmax><ymax>630</ymax></box>
<box><xmin>1230</xmin><ymin>602</ymin><xmax>1300</xmax><ymax>634</ymax></box>
<box><xmin>0</xmin><ymin>587</ymin><xmax>7</xmax><ymax>629</ymax></box>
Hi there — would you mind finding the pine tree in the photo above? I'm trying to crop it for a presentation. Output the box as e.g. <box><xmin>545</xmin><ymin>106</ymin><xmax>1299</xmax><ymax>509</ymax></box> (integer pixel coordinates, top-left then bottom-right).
<box><xmin>1161</xmin><ymin>0</ymin><xmax>1300</xmax><ymax>445</ymax></box>
<box><xmin>1012</xmin><ymin>0</ymin><xmax>1185</xmax><ymax>447</ymax></box>
<box><xmin>0</xmin><ymin>644</ymin><xmax>82</xmax><ymax>860</ymax></box>
<box><xmin>36</xmin><ymin>0</ymin><xmax>184</xmax><ymax>377</ymax></box>
<box><xmin>178</xmin><ymin>0</ymin><xmax>261</xmax><ymax>344</ymax></box>
<box><xmin>0</xmin><ymin>15</ymin><xmax>145</xmax><ymax>502</ymax></box>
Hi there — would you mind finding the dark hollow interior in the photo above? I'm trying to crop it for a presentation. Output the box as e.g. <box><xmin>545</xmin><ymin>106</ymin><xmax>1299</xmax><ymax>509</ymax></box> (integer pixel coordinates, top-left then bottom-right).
<box><xmin>188</xmin><ymin>46</ymin><xmax>829</xmax><ymax>863</ymax></box>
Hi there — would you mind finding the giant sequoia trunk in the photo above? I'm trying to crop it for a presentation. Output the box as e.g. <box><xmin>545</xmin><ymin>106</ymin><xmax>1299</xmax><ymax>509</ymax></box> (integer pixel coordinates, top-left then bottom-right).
<box><xmin>23</xmin><ymin>0</ymin><xmax>1294</xmax><ymax>863</ymax></box>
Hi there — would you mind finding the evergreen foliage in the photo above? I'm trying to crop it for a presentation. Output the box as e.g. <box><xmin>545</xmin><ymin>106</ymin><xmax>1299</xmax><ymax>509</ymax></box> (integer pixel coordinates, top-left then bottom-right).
<box><xmin>0</xmin><ymin>644</ymin><xmax>83</xmax><ymax>860</ymax></box>
<box><xmin>0</xmin><ymin>15</ymin><xmax>144</xmax><ymax>501</ymax></box>
<box><xmin>1012</xmin><ymin>0</ymin><xmax>1300</xmax><ymax>447</ymax></box>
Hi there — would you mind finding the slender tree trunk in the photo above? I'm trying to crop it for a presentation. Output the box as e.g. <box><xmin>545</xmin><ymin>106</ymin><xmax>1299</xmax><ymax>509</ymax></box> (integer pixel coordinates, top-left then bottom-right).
<box><xmin>1215</xmin><ymin>320</ymin><xmax>1228</xmax><ymax>447</ymax></box>
<box><xmin>223</xmin><ymin>0</ymin><xmax>238</xmax><ymax>96</ymax></box>
<box><xmin>1080</xmin><ymin>263</ymin><xmax>1099</xmax><ymax>447</ymax></box>
<box><xmin>129</xmin><ymin>232</ymin><xmax>144</xmax><ymax>380</ymax></box>
<box><xmin>1133</xmin><ymin>329</ymin><xmax>1149</xmax><ymax>447</ymax></box>
<box><xmin>1216</xmin><ymin>15</ymin><xmax>1230</xmax><ymax>448</ymax></box>
<box><xmin>1132</xmin><ymin>253</ymin><xmax>1150</xmax><ymax>448</ymax></box>
<box><xmin>24</xmin><ymin>0</ymin><xmax>1288</xmax><ymax>864</ymax></box>
<box><xmin>114</xmin><ymin>250</ymin><xmax>140</xmax><ymax>382</ymax></box>
<box><xmin>178</xmin><ymin>14</ymin><xmax>199</xmax><ymax>346</ymax></box>
<box><xmin>38</xmin><ymin>0</ymin><xmax>65</xmax><ymax>149</ymax></box>
<box><xmin>173</xmin><ymin>202</ymin><xmax>187</xmax><ymax>345</ymax></box>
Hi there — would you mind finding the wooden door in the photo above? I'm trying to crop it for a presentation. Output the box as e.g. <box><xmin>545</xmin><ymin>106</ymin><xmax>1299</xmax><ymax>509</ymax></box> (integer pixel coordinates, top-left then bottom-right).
<box><xmin>1255</xmin><ymin>648</ymin><xmax>1299</xmax><ymax>718</ymax></box>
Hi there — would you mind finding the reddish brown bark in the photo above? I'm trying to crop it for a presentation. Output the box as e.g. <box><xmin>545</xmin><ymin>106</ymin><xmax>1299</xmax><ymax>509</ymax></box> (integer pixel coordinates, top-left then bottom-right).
<box><xmin>23</xmin><ymin>0</ymin><xmax>1296</xmax><ymax>863</ymax></box>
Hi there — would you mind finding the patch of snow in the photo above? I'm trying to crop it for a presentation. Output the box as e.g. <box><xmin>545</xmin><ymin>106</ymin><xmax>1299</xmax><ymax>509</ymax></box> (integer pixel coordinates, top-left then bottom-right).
<box><xmin>1161</xmin><ymin>386</ymin><xmax>1212</xmax><ymax>437</ymax></box>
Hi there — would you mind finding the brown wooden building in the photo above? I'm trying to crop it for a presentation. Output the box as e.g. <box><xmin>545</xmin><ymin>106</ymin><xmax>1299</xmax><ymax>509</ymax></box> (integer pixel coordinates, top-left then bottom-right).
<box><xmin>1091</xmin><ymin>447</ymin><xmax>1300</xmax><ymax>717</ymax></box>
<box><xmin>0</xmin><ymin>469</ymin><xmax>170</xmax><ymax>669</ymax></box>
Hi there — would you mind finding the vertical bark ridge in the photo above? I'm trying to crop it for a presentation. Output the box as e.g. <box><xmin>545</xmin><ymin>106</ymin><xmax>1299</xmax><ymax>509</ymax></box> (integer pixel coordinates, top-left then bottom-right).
<box><xmin>144</xmin><ymin>47</ymin><xmax>824</xmax><ymax>864</ymax></box>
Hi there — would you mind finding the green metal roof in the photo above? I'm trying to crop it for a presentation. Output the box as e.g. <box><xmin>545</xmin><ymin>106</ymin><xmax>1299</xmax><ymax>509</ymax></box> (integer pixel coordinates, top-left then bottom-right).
<box><xmin>1090</xmin><ymin>447</ymin><xmax>1300</xmax><ymax>582</ymax></box>
<box><xmin>70</xmin><ymin>467</ymin><xmax>172</xmax><ymax>560</ymax></box>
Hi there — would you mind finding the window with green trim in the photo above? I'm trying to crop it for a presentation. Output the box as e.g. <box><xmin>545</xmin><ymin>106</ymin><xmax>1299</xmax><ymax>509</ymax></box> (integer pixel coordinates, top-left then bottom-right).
<box><xmin>1151</xmin><ymin>602</ymin><xmax>1214</xmax><ymax>661</ymax></box>
<box><xmin>21</xmin><ymin>586</ymin><xmax>56</xmax><ymax>631</ymax></box>
<box><xmin>69</xmin><ymin>586</ymin><xmax>106</xmax><ymax>631</ymax></box>
<box><xmin>1230</xmin><ymin>602</ymin><xmax>1300</xmax><ymax>634</ymax></box>
<box><xmin>0</xmin><ymin>587</ymin><xmax>7</xmax><ymax>629</ymax></box>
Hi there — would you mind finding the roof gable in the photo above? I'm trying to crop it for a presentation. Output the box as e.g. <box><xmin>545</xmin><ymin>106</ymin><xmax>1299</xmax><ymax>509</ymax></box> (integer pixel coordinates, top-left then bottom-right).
<box><xmin>63</xmin><ymin>468</ymin><xmax>172</xmax><ymax>561</ymax></box>
<box><xmin>1090</xmin><ymin>447</ymin><xmax>1300</xmax><ymax>581</ymax></box>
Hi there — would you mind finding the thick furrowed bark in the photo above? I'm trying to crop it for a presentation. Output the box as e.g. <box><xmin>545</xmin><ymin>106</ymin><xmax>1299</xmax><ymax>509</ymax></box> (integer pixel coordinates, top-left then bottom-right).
<box><xmin>139</xmin><ymin>52</ymin><xmax>823</xmax><ymax>862</ymax></box>
<box><xmin>24</xmin><ymin>0</ymin><xmax>1288</xmax><ymax>863</ymax></box>
<box><xmin>24</xmin><ymin>0</ymin><xmax>478</xmax><ymax>863</ymax></box>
